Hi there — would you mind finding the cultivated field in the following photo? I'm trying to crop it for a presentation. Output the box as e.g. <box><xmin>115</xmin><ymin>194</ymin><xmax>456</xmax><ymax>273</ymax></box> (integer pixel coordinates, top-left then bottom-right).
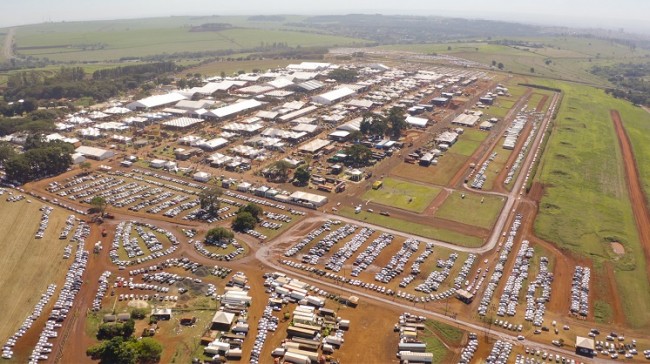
<box><xmin>11</xmin><ymin>17</ymin><xmax>367</xmax><ymax>62</ymax></box>
<box><xmin>532</xmin><ymin>80</ymin><xmax>650</xmax><ymax>328</ymax></box>
<box><xmin>0</xmin><ymin>197</ymin><xmax>73</xmax><ymax>343</ymax></box>
<box><xmin>362</xmin><ymin>177</ymin><xmax>441</xmax><ymax>213</ymax></box>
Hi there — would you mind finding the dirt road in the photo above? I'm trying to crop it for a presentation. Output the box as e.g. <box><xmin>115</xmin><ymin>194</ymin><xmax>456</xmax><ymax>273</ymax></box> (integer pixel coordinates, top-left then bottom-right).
<box><xmin>2</xmin><ymin>28</ymin><xmax>15</xmax><ymax>60</ymax></box>
<box><xmin>610</xmin><ymin>110</ymin><xmax>650</xmax><ymax>283</ymax></box>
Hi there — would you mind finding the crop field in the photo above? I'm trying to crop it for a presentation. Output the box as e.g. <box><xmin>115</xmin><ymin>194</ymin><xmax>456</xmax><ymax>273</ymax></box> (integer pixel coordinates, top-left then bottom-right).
<box><xmin>362</xmin><ymin>177</ymin><xmax>441</xmax><ymax>213</ymax></box>
<box><xmin>0</xmin><ymin>197</ymin><xmax>73</xmax><ymax>343</ymax></box>
<box><xmin>12</xmin><ymin>17</ymin><xmax>367</xmax><ymax>62</ymax></box>
<box><xmin>434</xmin><ymin>191</ymin><xmax>505</xmax><ymax>230</ymax></box>
<box><xmin>338</xmin><ymin>207</ymin><xmax>484</xmax><ymax>247</ymax></box>
<box><xmin>532</xmin><ymin>80</ymin><xmax>650</xmax><ymax>327</ymax></box>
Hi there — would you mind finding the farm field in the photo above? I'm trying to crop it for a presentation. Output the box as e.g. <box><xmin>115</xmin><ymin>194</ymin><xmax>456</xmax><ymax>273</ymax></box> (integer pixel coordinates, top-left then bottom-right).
<box><xmin>362</xmin><ymin>177</ymin><xmax>441</xmax><ymax>213</ymax></box>
<box><xmin>434</xmin><ymin>191</ymin><xmax>505</xmax><ymax>229</ymax></box>
<box><xmin>0</xmin><ymin>197</ymin><xmax>73</xmax><ymax>344</ymax></box>
<box><xmin>532</xmin><ymin>80</ymin><xmax>650</xmax><ymax>328</ymax></box>
<box><xmin>338</xmin><ymin>207</ymin><xmax>484</xmax><ymax>247</ymax></box>
<box><xmin>12</xmin><ymin>17</ymin><xmax>367</xmax><ymax>62</ymax></box>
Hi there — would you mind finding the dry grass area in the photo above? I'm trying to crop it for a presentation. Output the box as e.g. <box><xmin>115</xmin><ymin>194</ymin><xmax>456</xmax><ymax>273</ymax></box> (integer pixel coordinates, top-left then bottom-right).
<box><xmin>0</xmin><ymin>197</ymin><xmax>74</xmax><ymax>341</ymax></box>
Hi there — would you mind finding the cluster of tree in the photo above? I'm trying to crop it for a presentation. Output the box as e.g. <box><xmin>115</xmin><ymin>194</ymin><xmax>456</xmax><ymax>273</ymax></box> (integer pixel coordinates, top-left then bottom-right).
<box><xmin>248</xmin><ymin>15</ymin><xmax>286</xmax><ymax>22</ymax></box>
<box><xmin>4</xmin><ymin>63</ymin><xmax>179</xmax><ymax>103</ymax></box>
<box><xmin>198</xmin><ymin>186</ymin><xmax>222</xmax><ymax>217</ymax></box>
<box><xmin>205</xmin><ymin>227</ymin><xmax>234</xmax><ymax>245</ymax></box>
<box><xmin>293</xmin><ymin>166</ymin><xmax>311</xmax><ymax>186</ymax></box>
<box><xmin>327</xmin><ymin>68</ymin><xmax>358</xmax><ymax>83</ymax></box>
<box><xmin>189</xmin><ymin>23</ymin><xmax>233</xmax><ymax>32</ymax></box>
<box><xmin>97</xmin><ymin>319</ymin><xmax>135</xmax><ymax>340</ymax></box>
<box><xmin>0</xmin><ymin>114</ymin><xmax>59</xmax><ymax>136</ymax></box>
<box><xmin>3</xmin><ymin>137</ymin><xmax>73</xmax><ymax>184</ymax></box>
<box><xmin>0</xmin><ymin>99</ymin><xmax>38</xmax><ymax>117</ymax></box>
<box><xmin>92</xmin><ymin>62</ymin><xmax>178</xmax><ymax>80</ymax></box>
<box><xmin>232</xmin><ymin>203</ymin><xmax>263</xmax><ymax>232</ymax></box>
<box><xmin>86</xmin><ymin>336</ymin><xmax>162</xmax><ymax>364</ymax></box>
<box><xmin>345</xmin><ymin>144</ymin><xmax>373</xmax><ymax>167</ymax></box>
<box><xmin>359</xmin><ymin>107</ymin><xmax>407</xmax><ymax>140</ymax></box>
<box><xmin>592</xmin><ymin>63</ymin><xmax>650</xmax><ymax>106</ymax></box>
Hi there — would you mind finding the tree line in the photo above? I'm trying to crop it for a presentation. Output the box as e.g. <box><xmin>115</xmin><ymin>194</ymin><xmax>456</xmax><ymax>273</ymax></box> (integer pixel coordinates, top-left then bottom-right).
<box><xmin>3</xmin><ymin>63</ymin><xmax>181</xmax><ymax>103</ymax></box>
<box><xmin>1</xmin><ymin>136</ymin><xmax>73</xmax><ymax>184</ymax></box>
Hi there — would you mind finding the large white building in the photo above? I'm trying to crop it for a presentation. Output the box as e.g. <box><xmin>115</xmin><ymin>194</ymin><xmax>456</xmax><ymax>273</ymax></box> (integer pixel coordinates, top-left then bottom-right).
<box><xmin>311</xmin><ymin>87</ymin><xmax>356</xmax><ymax>105</ymax></box>
<box><xmin>75</xmin><ymin>146</ymin><xmax>115</xmax><ymax>161</ymax></box>
<box><xmin>126</xmin><ymin>92</ymin><xmax>187</xmax><ymax>110</ymax></box>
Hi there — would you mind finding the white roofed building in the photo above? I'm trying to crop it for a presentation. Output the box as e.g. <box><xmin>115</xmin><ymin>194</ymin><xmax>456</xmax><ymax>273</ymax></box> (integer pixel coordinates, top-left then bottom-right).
<box><xmin>312</xmin><ymin>87</ymin><xmax>356</xmax><ymax>105</ymax></box>
<box><xmin>126</xmin><ymin>92</ymin><xmax>187</xmax><ymax>110</ymax></box>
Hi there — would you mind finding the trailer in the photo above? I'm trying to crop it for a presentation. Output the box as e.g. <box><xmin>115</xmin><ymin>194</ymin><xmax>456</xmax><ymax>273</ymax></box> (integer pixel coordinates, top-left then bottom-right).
<box><xmin>287</xmin><ymin>326</ymin><xmax>317</xmax><ymax>339</ymax></box>
<box><xmin>324</xmin><ymin>335</ymin><xmax>344</xmax><ymax>347</ymax></box>
<box><xmin>398</xmin><ymin>342</ymin><xmax>427</xmax><ymax>353</ymax></box>
<box><xmin>399</xmin><ymin>351</ymin><xmax>433</xmax><ymax>363</ymax></box>
<box><xmin>283</xmin><ymin>352</ymin><xmax>311</xmax><ymax>364</ymax></box>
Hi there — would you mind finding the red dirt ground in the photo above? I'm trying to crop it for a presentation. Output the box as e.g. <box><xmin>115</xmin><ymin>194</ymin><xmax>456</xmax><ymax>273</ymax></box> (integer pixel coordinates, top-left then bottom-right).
<box><xmin>536</xmin><ymin>94</ymin><xmax>549</xmax><ymax>112</ymax></box>
<box><xmin>610</xmin><ymin>109</ymin><xmax>650</xmax><ymax>283</ymax></box>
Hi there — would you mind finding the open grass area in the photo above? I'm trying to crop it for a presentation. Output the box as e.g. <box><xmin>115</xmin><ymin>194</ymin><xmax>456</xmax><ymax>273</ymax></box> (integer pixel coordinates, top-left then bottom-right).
<box><xmin>392</xmin><ymin>151</ymin><xmax>468</xmax><ymax>186</ymax></box>
<box><xmin>451</xmin><ymin>129</ymin><xmax>488</xmax><ymax>157</ymax></box>
<box><xmin>425</xmin><ymin>320</ymin><xmax>464</xmax><ymax>345</ymax></box>
<box><xmin>435</xmin><ymin>191</ymin><xmax>505</xmax><ymax>229</ymax></box>
<box><xmin>338</xmin><ymin>207</ymin><xmax>484</xmax><ymax>247</ymax></box>
<box><xmin>532</xmin><ymin>79</ymin><xmax>650</xmax><ymax>328</ymax></box>
<box><xmin>362</xmin><ymin>177</ymin><xmax>441</xmax><ymax>213</ymax></box>
<box><xmin>13</xmin><ymin>17</ymin><xmax>367</xmax><ymax>62</ymax></box>
<box><xmin>0</xmin><ymin>198</ymin><xmax>73</xmax><ymax>342</ymax></box>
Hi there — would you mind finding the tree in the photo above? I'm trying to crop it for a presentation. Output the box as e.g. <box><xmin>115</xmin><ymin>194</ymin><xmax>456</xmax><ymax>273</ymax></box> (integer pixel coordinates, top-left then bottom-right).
<box><xmin>133</xmin><ymin>337</ymin><xmax>163</xmax><ymax>364</ymax></box>
<box><xmin>346</xmin><ymin>144</ymin><xmax>372</xmax><ymax>167</ymax></box>
<box><xmin>348</xmin><ymin>130</ymin><xmax>363</xmax><ymax>142</ymax></box>
<box><xmin>232</xmin><ymin>211</ymin><xmax>257</xmax><ymax>232</ymax></box>
<box><xmin>497</xmin><ymin>62</ymin><xmax>504</xmax><ymax>70</ymax></box>
<box><xmin>198</xmin><ymin>186</ymin><xmax>222</xmax><ymax>217</ymax></box>
<box><xmin>387</xmin><ymin>107</ymin><xmax>407</xmax><ymax>139</ymax></box>
<box><xmin>131</xmin><ymin>308</ymin><xmax>147</xmax><ymax>320</ymax></box>
<box><xmin>205</xmin><ymin>227</ymin><xmax>234</xmax><ymax>245</ymax></box>
<box><xmin>530</xmin><ymin>67</ymin><xmax>535</xmax><ymax>73</ymax></box>
<box><xmin>294</xmin><ymin>167</ymin><xmax>311</xmax><ymax>186</ymax></box>
<box><xmin>270</xmin><ymin>160</ymin><xmax>292</xmax><ymax>182</ymax></box>
<box><xmin>238</xmin><ymin>203</ymin><xmax>263</xmax><ymax>222</ymax></box>
<box><xmin>90</xmin><ymin>196</ymin><xmax>108</xmax><ymax>215</ymax></box>
<box><xmin>87</xmin><ymin>336</ymin><xmax>137</xmax><ymax>364</ymax></box>
<box><xmin>359</xmin><ymin>118</ymin><xmax>372</xmax><ymax>135</ymax></box>
<box><xmin>492</xmin><ymin>60</ymin><xmax>497</xmax><ymax>67</ymax></box>
<box><xmin>327</xmin><ymin>69</ymin><xmax>358</xmax><ymax>83</ymax></box>
<box><xmin>80</xmin><ymin>161</ymin><xmax>92</xmax><ymax>174</ymax></box>
<box><xmin>0</xmin><ymin>142</ymin><xmax>15</xmax><ymax>164</ymax></box>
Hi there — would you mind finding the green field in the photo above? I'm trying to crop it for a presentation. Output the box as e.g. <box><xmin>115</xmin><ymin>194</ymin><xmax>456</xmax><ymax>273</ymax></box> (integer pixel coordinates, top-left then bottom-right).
<box><xmin>482</xmin><ymin>149</ymin><xmax>512</xmax><ymax>191</ymax></box>
<box><xmin>452</xmin><ymin>129</ymin><xmax>488</xmax><ymax>157</ymax></box>
<box><xmin>11</xmin><ymin>17</ymin><xmax>367</xmax><ymax>62</ymax></box>
<box><xmin>0</xmin><ymin>197</ymin><xmax>73</xmax><ymax>354</ymax></box>
<box><xmin>435</xmin><ymin>191</ymin><xmax>505</xmax><ymax>229</ymax></box>
<box><xmin>532</xmin><ymin>80</ymin><xmax>650</xmax><ymax>328</ymax></box>
<box><xmin>363</xmin><ymin>177</ymin><xmax>441</xmax><ymax>213</ymax></box>
<box><xmin>338</xmin><ymin>207</ymin><xmax>484</xmax><ymax>247</ymax></box>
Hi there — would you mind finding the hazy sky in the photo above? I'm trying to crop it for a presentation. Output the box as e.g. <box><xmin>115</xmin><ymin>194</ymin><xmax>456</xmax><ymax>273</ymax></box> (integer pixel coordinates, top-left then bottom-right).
<box><xmin>2</xmin><ymin>0</ymin><xmax>650</xmax><ymax>34</ymax></box>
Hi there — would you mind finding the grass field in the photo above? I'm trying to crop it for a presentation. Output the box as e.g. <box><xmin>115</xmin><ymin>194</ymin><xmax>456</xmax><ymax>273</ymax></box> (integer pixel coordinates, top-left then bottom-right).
<box><xmin>451</xmin><ymin>129</ymin><xmax>488</xmax><ymax>157</ymax></box>
<box><xmin>362</xmin><ymin>177</ymin><xmax>441</xmax><ymax>213</ymax></box>
<box><xmin>338</xmin><ymin>207</ymin><xmax>484</xmax><ymax>247</ymax></box>
<box><xmin>0</xmin><ymin>197</ymin><xmax>73</xmax><ymax>343</ymax></box>
<box><xmin>392</xmin><ymin>152</ymin><xmax>468</xmax><ymax>186</ymax></box>
<box><xmin>12</xmin><ymin>17</ymin><xmax>367</xmax><ymax>62</ymax></box>
<box><xmin>532</xmin><ymin>79</ymin><xmax>650</xmax><ymax>328</ymax></box>
<box><xmin>435</xmin><ymin>191</ymin><xmax>505</xmax><ymax>229</ymax></box>
<box><xmin>482</xmin><ymin>148</ymin><xmax>512</xmax><ymax>191</ymax></box>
